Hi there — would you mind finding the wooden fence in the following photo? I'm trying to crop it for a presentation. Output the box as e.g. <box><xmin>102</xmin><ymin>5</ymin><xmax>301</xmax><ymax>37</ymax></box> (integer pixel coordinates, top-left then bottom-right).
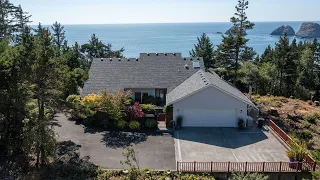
<box><xmin>269</xmin><ymin>120</ymin><xmax>317</xmax><ymax>171</ymax></box>
<box><xmin>177</xmin><ymin>161</ymin><xmax>314</xmax><ymax>173</ymax></box>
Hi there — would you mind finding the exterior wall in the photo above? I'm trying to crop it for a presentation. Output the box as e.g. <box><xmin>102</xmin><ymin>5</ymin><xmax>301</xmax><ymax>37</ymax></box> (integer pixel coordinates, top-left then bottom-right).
<box><xmin>126</xmin><ymin>88</ymin><xmax>155</xmax><ymax>100</ymax></box>
<box><xmin>172</xmin><ymin>86</ymin><xmax>248</xmax><ymax>126</ymax></box>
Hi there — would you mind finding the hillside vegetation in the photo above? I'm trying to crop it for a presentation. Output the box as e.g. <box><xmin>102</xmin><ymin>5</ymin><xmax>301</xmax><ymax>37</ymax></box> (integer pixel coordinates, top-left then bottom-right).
<box><xmin>251</xmin><ymin>95</ymin><xmax>320</xmax><ymax>164</ymax></box>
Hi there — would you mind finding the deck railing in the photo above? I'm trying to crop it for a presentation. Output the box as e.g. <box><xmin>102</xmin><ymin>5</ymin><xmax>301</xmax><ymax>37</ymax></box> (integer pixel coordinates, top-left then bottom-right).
<box><xmin>177</xmin><ymin>161</ymin><xmax>314</xmax><ymax>173</ymax></box>
<box><xmin>269</xmin><ymin>120</ymin><xmax>317</xmax><ymax>171</ymax></box>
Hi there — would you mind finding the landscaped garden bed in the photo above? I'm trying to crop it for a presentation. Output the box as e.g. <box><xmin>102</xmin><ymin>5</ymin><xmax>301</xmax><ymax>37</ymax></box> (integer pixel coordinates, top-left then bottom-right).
<box><xmin>66</xmin><ymin>91</ymin><xmax>159</xmax><ymax>132</ymax></box>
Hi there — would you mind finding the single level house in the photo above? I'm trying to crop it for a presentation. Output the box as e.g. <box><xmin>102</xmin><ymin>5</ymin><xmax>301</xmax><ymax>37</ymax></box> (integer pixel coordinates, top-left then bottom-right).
<box><xmin>82</xmin><ymin>53</ymin><xmax>257</xmax><ymax>127</ymax></box>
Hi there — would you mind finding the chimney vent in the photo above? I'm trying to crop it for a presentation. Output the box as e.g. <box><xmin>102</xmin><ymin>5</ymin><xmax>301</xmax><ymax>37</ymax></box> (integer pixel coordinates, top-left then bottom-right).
<box><xmin>109</xmin><ymin>58</ymin><xmax>112</xmax><ymax>61</ymax></box>
<box><xmin>136</xmin><ymin>58</ymin><xmax>139</xmax><ymax>61</ymax></box>
<box><xmin>101</xmin><ymin>58</ymin><xmax>104</xmax><ymax>61</ymax></box>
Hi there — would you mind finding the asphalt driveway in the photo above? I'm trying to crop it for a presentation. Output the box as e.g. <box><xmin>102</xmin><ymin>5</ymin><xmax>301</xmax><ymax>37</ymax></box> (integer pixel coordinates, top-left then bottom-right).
<box><xmin>174</xmin><ymin>127</ymin><xmax>288</xmax><ymax>162</ymax></box>
<box><xmin>54</xmin><ymin>113</ymin><xmax>175</xmax><ymax>170</ymax></box>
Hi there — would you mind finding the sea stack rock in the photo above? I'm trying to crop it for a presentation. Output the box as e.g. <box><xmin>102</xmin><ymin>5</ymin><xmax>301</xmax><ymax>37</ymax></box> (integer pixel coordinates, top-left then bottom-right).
<box><xmin>270</xmin><ymin>25</ymin><xmax>295</xmax><ymax>36</ymax></box>
<box><xmin>225</xmin><ymin>26</ymin><xmax>247</xmax><ymax>35</ymax></box>
<box><xmin>296</xmin><ymin>22</ymin><xmax>320</xmax><ymax>38</ymax></box>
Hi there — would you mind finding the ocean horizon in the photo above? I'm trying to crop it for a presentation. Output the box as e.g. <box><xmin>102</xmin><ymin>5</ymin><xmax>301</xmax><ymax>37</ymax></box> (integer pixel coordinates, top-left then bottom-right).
<box><xmin>36</xmin><ymin>21</ymin><xmax>320</xmax><ymax>57</ymax></box>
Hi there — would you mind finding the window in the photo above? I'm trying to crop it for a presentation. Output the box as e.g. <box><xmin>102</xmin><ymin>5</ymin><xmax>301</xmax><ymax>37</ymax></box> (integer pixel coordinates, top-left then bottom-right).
<box><xmin>135</xmin><ymin>92</ymin><xmax>141</xmax><ymax>103</ymax></box>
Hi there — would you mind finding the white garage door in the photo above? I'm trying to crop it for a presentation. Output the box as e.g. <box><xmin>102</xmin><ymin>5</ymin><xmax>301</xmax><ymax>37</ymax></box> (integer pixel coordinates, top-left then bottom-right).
<box><xmin>183</xmin><ymin>109</ymin><xmax>236</xmax><ymax>127</ymax></box>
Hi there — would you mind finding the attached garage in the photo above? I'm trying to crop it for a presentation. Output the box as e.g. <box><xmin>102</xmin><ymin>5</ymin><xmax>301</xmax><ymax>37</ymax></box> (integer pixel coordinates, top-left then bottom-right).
<box><xmin>166</xmin><ymin>70</ymin><xmax>257</xmax><ymax>128</ymax></box>
<box><xmin>183</xmin><ymin>109</ymin><xmax>236</xmax><ymax>127</ymax></box>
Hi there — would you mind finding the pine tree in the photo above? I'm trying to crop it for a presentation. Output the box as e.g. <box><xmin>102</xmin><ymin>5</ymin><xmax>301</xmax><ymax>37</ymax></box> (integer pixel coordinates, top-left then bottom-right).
<box><xmin>51</xmin><ymin>21</ymin><xmax>66</xmax><ymax>50</ymax></box>
<box><xmin>80</xmin><ymin>33</ymin><xmax>124</xmax><ymax>65</ymax></box>
<box><xmin>215</xmin><ymin>0</ymin><xmax>254</xmax><ymax>84</ymax></box>
<box><xmin>0</xmin><ymin>0</ymin><xmax>17</xmax><ymax>39</ymax></box>
<box><xmin>32</xmin><ymin>25</ymin><xmax>67</xmax><ymax>167</ymax></box>
<box><xmin>190</xmin><ymin>33</ymin><xmax>215</xmax><ymax>69</ymax></box>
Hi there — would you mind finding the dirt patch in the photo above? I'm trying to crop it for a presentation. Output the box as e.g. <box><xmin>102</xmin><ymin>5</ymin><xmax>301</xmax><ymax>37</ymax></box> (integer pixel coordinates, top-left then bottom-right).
<box><xmin>251</xmin><ymin>95</ymin><xmax>320</xmax><ymax>150</ymax></box>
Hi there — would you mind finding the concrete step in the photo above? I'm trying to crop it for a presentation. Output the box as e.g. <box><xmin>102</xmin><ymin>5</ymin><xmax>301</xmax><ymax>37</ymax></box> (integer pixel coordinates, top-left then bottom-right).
<box><xmin>157</xmin><ymin>121</ymin><xmax>173</xmax><ymax>133</ymax></box>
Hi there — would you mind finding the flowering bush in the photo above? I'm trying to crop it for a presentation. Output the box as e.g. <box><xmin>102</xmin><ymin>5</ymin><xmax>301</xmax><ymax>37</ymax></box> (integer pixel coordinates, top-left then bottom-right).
<box><xmin>126</xmin><ymin>102</ymin><xmax>144</xmax><ymax>121</ymax></box>
<box><xmin>67</xmin><ymin>90</ymin><xmax>132</xmax><ymax>128</ymax></box>
<box><xmin>82</xmin><ymin>94</ymin><xmax>100</xmax><ymax>105</ymax></box>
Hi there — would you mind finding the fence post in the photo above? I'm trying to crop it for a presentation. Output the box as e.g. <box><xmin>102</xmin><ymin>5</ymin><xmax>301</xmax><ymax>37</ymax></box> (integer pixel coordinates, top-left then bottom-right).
<box><xmin>177</xmin><ymin>161</ymin><xmax>179</xmax><ymax>172</ymax></box>
<box><xmin>279</xmin><ymin>161</ymin><xmax>282</xmax><ymax>173</ymax></box>
<box><xmin>313</xmin><ymin>162</ymin><xmax>317</xmax><ymax>171</ymax></box>
<box><xmin>262</xmin><ymin>162</ymin><xmax>265</xmax><ymax>172</ymax></box>
<box><xmin>228</xmin><ymin>161</ymin><xmax>230</xmax><ymax>173</ymax></box>
<box><xmin>296</xmin><ymin>162</ymin><xmax>299</xmax><ymax>173</ymax></box>
<box><xmin>194</xmin><ymin>161</ymin><xmax>196</xmax><ymax>172</ymax></box>
<box><xmin>245</xmin><ymin>162</ymin><xmax>247</xmax><ymax>172</ymax></box>
<box><xmin>211</xmin><ymin>161</ymin><xmax>213</xmax><ymax>173</ymax></box>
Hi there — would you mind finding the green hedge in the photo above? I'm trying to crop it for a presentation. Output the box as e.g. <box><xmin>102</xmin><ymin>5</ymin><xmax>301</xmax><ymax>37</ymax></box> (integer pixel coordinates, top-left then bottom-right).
<box><xmin>145</xmin><ymin>119</ymin><xmax>157</xmax><ymax>128</ymax></box>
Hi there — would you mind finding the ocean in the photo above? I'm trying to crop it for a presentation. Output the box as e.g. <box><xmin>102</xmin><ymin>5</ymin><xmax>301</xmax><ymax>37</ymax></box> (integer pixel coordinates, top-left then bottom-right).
<box><xmin>42</xmin><ymin>21</ymin><xmax>320</xmax><ymax>58</ymax></box>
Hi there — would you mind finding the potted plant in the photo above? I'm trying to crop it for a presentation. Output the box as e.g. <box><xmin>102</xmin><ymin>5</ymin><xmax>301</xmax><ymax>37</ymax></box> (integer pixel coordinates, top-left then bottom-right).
<box><xmin>175</xmin><ymin>115</ymin><xmax>183</xmax><ymax>130</ymax></box>
<box><xmin>238</xmin><ymin>118</ymin><xmax>245</xmax><ymax>129</ymax></box>
<box><xmin>286</xmin><ymin>150</ymin><xmax>295</xmax><ymax>162</ymax></box>
<box><xmin>290</xmin><ymin>141</ymin><xmax>308</xmax><ymax>170</ymax></box>
<box><xmin>286</xmin><ymin>150</ymin><xmax>296</xmax><ymax>168</ymax></box>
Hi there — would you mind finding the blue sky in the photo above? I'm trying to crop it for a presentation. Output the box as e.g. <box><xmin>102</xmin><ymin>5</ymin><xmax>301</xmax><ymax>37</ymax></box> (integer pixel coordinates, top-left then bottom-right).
<box><xmin>12</xmin><ymin>0</ymin><xmax>320</xmax><ymax>25</ymax></box>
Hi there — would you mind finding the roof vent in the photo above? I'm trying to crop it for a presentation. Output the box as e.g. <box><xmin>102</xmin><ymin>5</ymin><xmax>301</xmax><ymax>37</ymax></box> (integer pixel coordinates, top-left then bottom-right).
<box><xmin>118</xmin><ymin>58</ymin><xmax>121</xmax><ymax>61</ymax></box>
<box><xmin>127</xmin><ymin>59</ymin><xmax>130</xmax><ymax>61</ymax></box>
<box><xmin>173</xmin><ymin>53</ymin><xmax>176</xmax><ymax>56</ymax></box>
<box><xmin>110</xmin><ymin>58</ymin><xmax>112</xmax><ymax>61</ymax></box>
<box><xmin>100</xmin><ymin>58</ymin><xmax>104</xmax><ymax>61</ymax></box>
<box><xmin>197</xmin><ymin>58</ymin><xmax>200</xmax><ymax>60</ymax></box>
<box><xmin>193</xmin><ymin>61</ymin><xmax>200</xmax><ymax>69</ymax></box>
<box><xmin>190</xmin><ymin>58</ymin><xmax>193</xmax><ymax>60</ymax></box>
<box><xmin>136</xmin><ymin>58</ymin><xmax>139</xmax><ymax>61</ymax></box>
<box><xmin>156</xmin><ymin>53</ymin><xmax>159</xmax><ymax>56</ymax></box>
<box><xmin>183</xmin><ymin>58</ymin><xmax>186</xmax><ymax>60</ymax></box>
<box><xmin>184</xmin><ymin>64</ymin><xmax>189</xmax><ymax>70</ymax></box>
<box><xmin>165</xmin><ymin>53</ymin><xmax>167</xmax><ymax>56</ymax></box>
<box><xmin>147</xmin><ymin>53</ymin><xmax>150</xmax><ymax>56</ymax></box>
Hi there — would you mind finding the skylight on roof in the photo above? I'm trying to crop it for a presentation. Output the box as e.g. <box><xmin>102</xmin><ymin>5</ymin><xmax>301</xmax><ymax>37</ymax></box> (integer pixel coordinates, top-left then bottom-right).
<box><xmin>193</xmin><ymin>61</ymin><xmax>200</xmax><ymax>68</ymax></box>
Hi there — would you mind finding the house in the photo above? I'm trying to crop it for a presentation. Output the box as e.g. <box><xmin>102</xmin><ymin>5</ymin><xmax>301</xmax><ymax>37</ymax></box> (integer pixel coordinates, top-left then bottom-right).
<box><xmin>81</xmin><ymin>53</ymin><xmax>257</xmax><ymax>127</ymax></box>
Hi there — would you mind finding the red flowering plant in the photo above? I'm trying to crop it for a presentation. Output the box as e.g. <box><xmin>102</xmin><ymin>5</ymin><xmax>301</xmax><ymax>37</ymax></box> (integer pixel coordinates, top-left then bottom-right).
<box><xmin>126</xmin><ymin>102</ymin><xmax>144</xmax><ymax>121</ymax></box>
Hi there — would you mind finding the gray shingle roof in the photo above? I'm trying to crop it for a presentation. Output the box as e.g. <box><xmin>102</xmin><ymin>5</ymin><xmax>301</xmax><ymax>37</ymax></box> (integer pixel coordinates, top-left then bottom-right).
<box><xmin>81</xmin><ymin>53</ymin><xmax>205</xmax><ymax>96</ymax></box>
<box><xmin>166</xmin><ymin>69</ymin><xmax>255</xmax><ymax>107</ymax></box>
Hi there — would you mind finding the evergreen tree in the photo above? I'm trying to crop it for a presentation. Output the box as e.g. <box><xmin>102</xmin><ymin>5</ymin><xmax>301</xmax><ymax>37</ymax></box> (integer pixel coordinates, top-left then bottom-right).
<box><xmin>273</xmin><ymin>34</ymin><xmax>297</xmax><ymax>96</ymax></box>
<box><xmin>0</xmin><ymin>38</ymin><xmax>32</xmax><ymax>170</ymax></box>
<box><xmin>190</xmin><ymin>33</ymin><xmax>215</xmax><ymax>68</ymax></box>
<box><xmin>80</xmin><ymin>33</ymin><xmax>124</xmax><ymax>65</ymax></box>
<box><xmin>260</xmin><ymin>45</ymin><xmax>273</xmax><ymax>63</ymax></box>
<box><xmin>215</xmin><ymin>0</ymin><xmax>254</xmax><ymax>84</ymax></box>
<box><xmin>32</xmin><ymin>25</ymin><xmax>67</xmax><ymax>167</ymax></box>
<box><xmin>51</xmin><ymin>21</ymin><xmax>66</xmax><ymax>50</ymax></box>
<box><xmin>240</xmin><ymin>46</ymin><xmax>257</xmax><ymax>62</ymax></box>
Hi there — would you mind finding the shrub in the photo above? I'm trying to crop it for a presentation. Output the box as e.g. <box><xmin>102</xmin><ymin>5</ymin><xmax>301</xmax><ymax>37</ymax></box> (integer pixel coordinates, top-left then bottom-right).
<box><xmin>312</xmin><ymin>170</ymin><xmax>320</xmax><ymax>180</ymax></box>
<box><xmin>299</xmin><ymin>121</ymin><xmax>311</xmax><ymax>128</ymax></box>
<box><xmin>140</xmin><ymin>104</ymin><xmax>156</xmax><ymax>113</ymax></box>
<box><xmin>311</xmin><ymin>150</ymin><xmax>320</xmax><ymax>165</ymax></box>
<box><xmin>299</xmin><ymin>130</ymin><xmax>314</xmax><ymax>142</ymax></box>
<box><xmin>229</xmin><ymin>172</ymin><xmax>268</xmax><ymax>180</ymax></box>
<box><xmin>238</xmin><ymin>119</ymin><xmax>245</xmax><ymax>129</ymax></box>
<box><xmin>303</xmin><ymin>113</ymin><xmax>319</xmax><ymax>124</ymax></box>
<box><xmin>176</xmin><ymin>115</ymin><xmax>183</xmax><ymax>126</ymax></box>
<box><xmin>126</xmin><ymin>102</ymin><xmax>144</xmax><ymax>121</ymax></box>
<box><xmin>129</xmin><ymin>121</ymin><xmax>140</xmax><ymax>130</ymax></box>
<box><xmin>116</xmin><ymin>119</ymin><xmax>127</xmax><ymax>129</ymax></box>
<box><xmin>145</xmin><ymin>119</ymin><xmax>157</xmax><ymax>128</ymax></box>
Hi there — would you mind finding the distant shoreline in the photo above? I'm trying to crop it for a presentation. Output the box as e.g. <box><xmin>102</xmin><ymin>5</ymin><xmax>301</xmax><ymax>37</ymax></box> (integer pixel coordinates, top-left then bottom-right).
<box><xmin>31</xmin><ymin>21</ymin><xmax>320</xmax><ymax>26</ymax></box>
